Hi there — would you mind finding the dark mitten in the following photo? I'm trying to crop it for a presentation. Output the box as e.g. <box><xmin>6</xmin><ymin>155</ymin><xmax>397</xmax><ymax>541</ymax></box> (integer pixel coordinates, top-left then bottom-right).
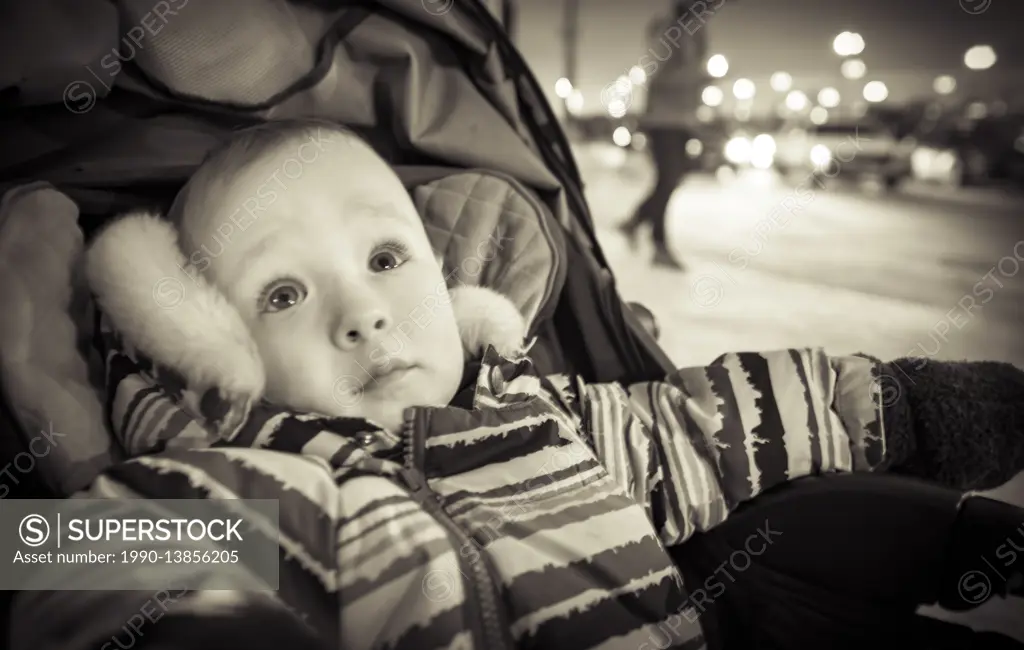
<box><xmin>873</xmin><ymin>355</ymin><xmax>1024</xmax><ymax>492</ymax></box>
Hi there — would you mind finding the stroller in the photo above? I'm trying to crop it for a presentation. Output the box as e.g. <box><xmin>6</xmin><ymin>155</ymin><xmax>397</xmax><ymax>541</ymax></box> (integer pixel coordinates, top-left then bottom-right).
<box><xmin>1</xmin><ymin>1</ymin><xmax>1020</xmax><ymax>648</ymax></box>
<box><xmin>0</xmin><ymin>0</ymin><xmax>676</xmax><ymax>641</ymax></box>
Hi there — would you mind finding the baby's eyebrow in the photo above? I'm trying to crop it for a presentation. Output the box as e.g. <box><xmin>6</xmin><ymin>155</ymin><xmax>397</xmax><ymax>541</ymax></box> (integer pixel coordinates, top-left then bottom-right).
<box><xmin>349</xmin><ymin>201</ymin><xmax>414</xmax><ymax>225</ymax></box>
<box><xmin>234</xmin><ymin>230</ymin><xmax>285</xmax><ymax>279</ymax></box>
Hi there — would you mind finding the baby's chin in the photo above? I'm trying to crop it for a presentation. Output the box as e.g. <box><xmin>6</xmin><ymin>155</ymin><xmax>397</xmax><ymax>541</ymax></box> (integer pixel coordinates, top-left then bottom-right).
<box><xmin>267</xmin><ymin>373</ymin><xmax>461</xmax><ymax>434</ymax></box>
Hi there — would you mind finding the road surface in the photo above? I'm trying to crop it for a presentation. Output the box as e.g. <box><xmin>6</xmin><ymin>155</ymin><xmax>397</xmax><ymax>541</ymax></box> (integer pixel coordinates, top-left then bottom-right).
<box><xmin>575</xmin><ymin>142</ymin><xmax>1024</xmax><ymax>640</ymax></box>
<box><xmin>577</xmin><ymin>144</ymin><xmax>1024</xmax><ymax>370</ymax></box>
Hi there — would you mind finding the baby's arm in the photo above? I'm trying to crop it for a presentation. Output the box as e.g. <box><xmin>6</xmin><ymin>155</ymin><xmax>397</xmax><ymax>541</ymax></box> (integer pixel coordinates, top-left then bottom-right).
<box><xmin>563</xmin><ymin>347</ymin><xmax>1024</xmax><ymax>547</ymax></box>
<box><xmin>558</xmin><ymin>348</ymin><xmax>884</xmax><ymax>547</ymax></box>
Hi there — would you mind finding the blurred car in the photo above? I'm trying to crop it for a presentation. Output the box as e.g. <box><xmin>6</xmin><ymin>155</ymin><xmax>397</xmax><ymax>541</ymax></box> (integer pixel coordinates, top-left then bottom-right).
<box><xmin>910</xmin><ymin>113</ymin><xmax>1024</xmax><ymax>188</ymax></box>
<box><xmin>722</xmin><ymin>130</ymin><xmax>778</xmax><ymax>171</ymax></box>
<box><xmin>773</xmin><ymin>119</ymin><xmax>914</xmax><ymax>189</ymax></box>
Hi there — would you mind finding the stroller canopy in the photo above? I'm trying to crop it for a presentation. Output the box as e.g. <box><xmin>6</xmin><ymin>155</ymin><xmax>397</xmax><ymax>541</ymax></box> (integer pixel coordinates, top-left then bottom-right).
<box><xmin>3</xmin><ymin>0</ymin><xmax>573</xmax><ymax>232</ymax></box>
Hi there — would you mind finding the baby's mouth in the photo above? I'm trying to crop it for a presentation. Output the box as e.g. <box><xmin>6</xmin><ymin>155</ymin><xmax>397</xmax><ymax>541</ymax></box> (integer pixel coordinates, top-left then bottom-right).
<box><xmin>365</xmin><ymin>361</ymin><xmax>416</xmax><ymax>389</ymax></box>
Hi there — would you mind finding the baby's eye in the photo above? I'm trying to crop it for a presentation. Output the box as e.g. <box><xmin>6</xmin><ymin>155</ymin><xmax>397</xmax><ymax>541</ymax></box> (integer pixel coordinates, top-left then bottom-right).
<box><xmin>259</xmin><ymin>280</ymin><xmax>307</xmax><ymax>313</ymax></box>
<box><xmin>368</xmin><ymin>241</ymin><xmax>410</xmax><ymax>273</ymax></box>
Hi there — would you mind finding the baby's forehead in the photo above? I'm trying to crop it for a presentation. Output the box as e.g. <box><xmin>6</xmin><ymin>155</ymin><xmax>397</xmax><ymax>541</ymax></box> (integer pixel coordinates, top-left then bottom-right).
<box><xmin>184</xmin><ymin>142</ymin><xmax>416</xmax><ymax>233</ymax></box>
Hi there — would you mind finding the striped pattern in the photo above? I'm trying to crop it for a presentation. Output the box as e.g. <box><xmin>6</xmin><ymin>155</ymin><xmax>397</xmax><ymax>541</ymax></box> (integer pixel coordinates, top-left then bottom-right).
<box><xmin>580</xmin><ymin>349</ymin><xmax>885</xmax><ymax>547</ymax></box>
<box><xmin>51</xmin><ymin>322</ymin><xmax>884</xmax><ymax>650</ymax></box>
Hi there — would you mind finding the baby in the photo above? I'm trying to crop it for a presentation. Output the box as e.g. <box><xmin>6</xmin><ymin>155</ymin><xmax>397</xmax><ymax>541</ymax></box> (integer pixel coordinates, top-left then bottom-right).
<box><xmin>62</xmin><ymin>118</ymin><xmax>1024</xmax><ymax>650</ymax></box>
<box><xmin>167</xmin><ymin>120</ymin><xmax>467</xmax><ymax>435</ymax></box>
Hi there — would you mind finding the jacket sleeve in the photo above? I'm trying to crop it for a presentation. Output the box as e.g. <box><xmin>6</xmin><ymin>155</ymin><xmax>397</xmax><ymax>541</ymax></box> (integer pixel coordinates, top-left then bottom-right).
<box><xmin>561</xmin><ymin>348</ymin><xmax>884</xmax><ymax>547</ymax></box>
<box><xmin>867</xmin><ymin>354</ymin><xmax>1024</xmax><ymax>492</ymax></box>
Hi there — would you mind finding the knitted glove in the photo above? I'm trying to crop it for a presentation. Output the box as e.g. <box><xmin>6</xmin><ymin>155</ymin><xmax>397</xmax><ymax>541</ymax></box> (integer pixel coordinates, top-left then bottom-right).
<box><xmin>871</xmin><ymin>355</ymin><xmax>1024</xmax><ymax>491</ymax></box>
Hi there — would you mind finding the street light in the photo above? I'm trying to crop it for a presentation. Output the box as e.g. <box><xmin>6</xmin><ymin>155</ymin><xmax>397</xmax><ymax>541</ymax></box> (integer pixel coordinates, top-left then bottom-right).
<box><xmin>964</xmin><ymin>45</ymin><xmax>997</xmax><ymax>70</ymax></box>
<box><xmin>612</xmin><ymin>126</ymin><xmax>632</xmax><ymax>147</ymax></box>
<box><xmin>770</xmin><ymin>72</ymin><xmax>792</xmax><ymax>92</ymax></box>
<box><xmin>847</xmin><ymin>33</ymin><xmax>865</xmax><ymax>56</ymax></box>
<box><xmin>707</xmin><ymin>54</ymin><xmax>729</xmax><ymax>78</ymax></box>
<box><xmin>555</xmin><ymin>77</ymin><xmax>573</xmax><ymax>99</ymax></box>
<box><xmin>841</xmin><ymin>59</ymin><xmax>866</xmax><ymax>80</ymax></box>
<box><xmin>933</xmin><ymin>75</ymin><xmax>956</xmax><ymax>95</ymax></box>
<box><xmin>565</xmin><ymin>89</ymin><xmax>584</xmax><ymax>114</ymax></box>
<box><xmin>833</xmin><ymin>31</ymin><xmax>865</xmax><ymax>57</ymax></box>
<box><xmin>818</xmin><ymin>87</ymin><xmax>840</xmax><ymax>108</ymax></box>
<box><xmin>628</xmin><ymin>65</ymin><xmax>646</xmax><ymax>85</ymax></box>
<box><xmin>702</xmin><ymin>86</ymin><xmax>724</xmax><ymax>107</ymax></box>
<box><xmin>785</xmin><ymin>90</ymin><xmax>808</xmax><ymax>111</ymax></box>
<box><xmin>733</xmin><ymin>78</ymin><xmax>755</xmax><ymax>100</ymax></box>
<box><xmin>809</xmin><ymin>106</ymin><xmax>828</xmax><ymax>125</ymax></box>
<box><xmin>832</xmin><ymin>32</ymin><xmax>849</xmax><ymax>55</ymax></box>
<box><xmin>863</xmin><ymin>81</ymin><xmax>888</xmax><ymax>103</ymax></box>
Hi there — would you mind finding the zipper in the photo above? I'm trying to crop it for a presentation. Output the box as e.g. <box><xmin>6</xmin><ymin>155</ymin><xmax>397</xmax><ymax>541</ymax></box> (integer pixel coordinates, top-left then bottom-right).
<box><xmin>401</xmin><ymin>408</ymin><xmax>512</xmax><ymax>650</ymax></box>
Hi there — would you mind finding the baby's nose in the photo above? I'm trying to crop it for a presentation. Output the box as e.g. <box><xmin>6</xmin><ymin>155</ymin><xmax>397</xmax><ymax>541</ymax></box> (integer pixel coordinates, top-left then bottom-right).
<box><xmin>335</xmin><ymin>309</ymin><xmax>391</xmax><ymax>350</ymax></box>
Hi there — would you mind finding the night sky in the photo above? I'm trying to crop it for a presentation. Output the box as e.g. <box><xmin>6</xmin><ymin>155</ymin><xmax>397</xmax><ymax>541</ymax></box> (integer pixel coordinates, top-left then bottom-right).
<box><xmin>513</xmin><ymin>0</ymin><xmax>1024</xmax><ymax>115</ymax></box>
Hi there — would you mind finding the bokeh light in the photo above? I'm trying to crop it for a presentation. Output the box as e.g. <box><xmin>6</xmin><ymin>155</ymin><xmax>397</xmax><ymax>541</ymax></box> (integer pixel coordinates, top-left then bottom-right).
<box><xmin>817</xmin><ymin>87</ymin><xmax>840</xmax><ymax>108</ymax></box>
<box><xmin>702</xmin><ymin>86</ymin><xmax>724</xmax><ymax>107</ymax></box>
<box><xmin>555</xmin><ymin>77</ymin><xmax>573</xmax><ymax>99</ymax></box>
<box><xmin>841</xmin><ymin>59</ymin><xmax>866</xmax><ymax>80</ymax></box>
<box><xmin>707</xmin><ymin>54</ymin><xmax>729</xmax><ymax>78</ymax></box>
<box><xmin>770</xmin><ymin>72</ymin><xmax>792</xmax><ymax>92</ymax></box>
<box><xmin>785</xmin><ymin>90</ymin><xmax>809</xmax><ymax>111</ymax></box>
<box><xmin>933</xmin><ymin>75</ymin><xmax>957</xmax><ymax>94</ymax></box>
<box><xmin>612</xmin><ymin>126</ymin><xmax>631</xmax><ymax>147</ymax></box>
<box><xmin>733</xmin><ymin>78</ymin><xmax>756</xmax><ymax>100</ymax></box>
<box><xmin>964</xmin><ymin>45</ymin><xmax>997</xmax><ymax>70</ymax></box>
<box><xmin>863</xmin><ymin>81</ymin><xmax>888</xmax><ymax>103</ymax></box>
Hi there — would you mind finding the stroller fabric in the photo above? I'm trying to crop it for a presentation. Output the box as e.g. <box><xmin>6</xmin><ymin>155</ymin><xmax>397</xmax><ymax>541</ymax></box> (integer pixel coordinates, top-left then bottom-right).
<box><xmin>0</xmin><ymin>182</ymin><xmax>119</xmax><ymax>496</ymax></box>
<box><xmin>1</xmin><ymin>0</ymin><xmax>567</xmax><ymax>223</ymax></box>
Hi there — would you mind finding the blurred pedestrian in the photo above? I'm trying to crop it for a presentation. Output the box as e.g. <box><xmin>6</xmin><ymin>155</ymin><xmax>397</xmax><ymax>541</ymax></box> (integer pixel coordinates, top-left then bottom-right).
<box><xmin>619</xmin><ymin>0</ymin><xmax>710</xmax><ymax>269</ymax></box>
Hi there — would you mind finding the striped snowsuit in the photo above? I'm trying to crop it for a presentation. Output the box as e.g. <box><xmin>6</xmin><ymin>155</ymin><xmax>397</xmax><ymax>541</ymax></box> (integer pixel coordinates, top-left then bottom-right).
<box><xmin>12</xmin><ymin>337</ymin><xmax>884</xmax><ymax>650</ymax></box>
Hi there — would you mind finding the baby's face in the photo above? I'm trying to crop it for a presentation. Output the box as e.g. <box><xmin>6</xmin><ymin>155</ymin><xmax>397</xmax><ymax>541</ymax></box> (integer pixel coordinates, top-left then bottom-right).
<box><xmin>183</xmin><ymin>131</ymin><xmax>464</xmax><ymax>432</ymax></box>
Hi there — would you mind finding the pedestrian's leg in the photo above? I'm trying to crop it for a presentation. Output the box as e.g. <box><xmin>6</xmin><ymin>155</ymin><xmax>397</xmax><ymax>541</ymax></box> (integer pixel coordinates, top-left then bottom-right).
<box><xmin>669</xmin><ymin>473</ymin><xmax>1024</xmax><ymax>650</ymax></box>
<box><xmin>621</xmin><ymin>128</ymin><xmax>671</xmax><ymax>247</ymax></box>
<box><xmin>650</xmin><ymin>129</ymin><xmax>693</xmax><ymax>268</ymax></box>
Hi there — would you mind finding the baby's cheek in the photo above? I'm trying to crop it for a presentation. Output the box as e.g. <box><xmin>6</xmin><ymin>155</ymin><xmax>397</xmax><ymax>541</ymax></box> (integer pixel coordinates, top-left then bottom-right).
<box><xmin>256</xmin><ymin>335</ymin><xmax>309</xmax><ymax>398</ymax></box>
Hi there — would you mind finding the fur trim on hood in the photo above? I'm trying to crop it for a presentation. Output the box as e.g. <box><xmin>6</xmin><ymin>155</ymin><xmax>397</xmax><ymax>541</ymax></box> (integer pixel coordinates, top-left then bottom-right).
<box><xmin>84</xmin><ymin>211</ymin><xmax>529</xmax><ymax>426</ymax></box>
